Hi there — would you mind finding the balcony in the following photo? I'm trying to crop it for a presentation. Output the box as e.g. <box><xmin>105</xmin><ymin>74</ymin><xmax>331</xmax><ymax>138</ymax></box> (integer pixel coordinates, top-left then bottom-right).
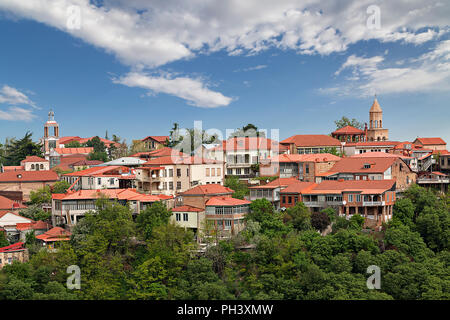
<box><xmin>417</xmin><ymin>178</ymin><xmax>449</xmax><ymax>184</ymax></box>
<box><xmin>303</xmin><ymin>201</ymin><xmax>343</xmax><ymax>207</ymax></box>
<box><xmin>363</xmin><ymin>201</ymin><xmax>385</xmax><ymax>206</ymax></box>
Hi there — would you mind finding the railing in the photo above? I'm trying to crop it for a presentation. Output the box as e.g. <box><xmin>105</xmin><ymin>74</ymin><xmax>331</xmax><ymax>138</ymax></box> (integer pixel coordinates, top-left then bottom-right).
<box><xmin>303</xmin><ymin>201</ymin><xmax>343</xmax><ymax>207</ymax></box>
<box><xmin>362</xmin><ymin>201</ymin><xmax>384</xmax><ymax>206</ymax></box>
<box><xmin>417</xmin><ymin>178</ymin><xmax>449</xmax><ymax>184</ymax></box>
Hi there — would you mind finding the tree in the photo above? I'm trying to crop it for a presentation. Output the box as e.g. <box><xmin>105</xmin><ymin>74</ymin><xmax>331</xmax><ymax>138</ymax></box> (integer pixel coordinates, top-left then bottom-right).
<box><xmin>136</xmin><ymin>202</ymin><xmax>172</xmax><ymax>240</ymax></box>
<box><xmin>86</xmin><ymin>136</ymin><xmax>108</xmax><ymax>162</ymax></box>
<box><xmin>334</xmin><ymin>116</ymin><xmax>364</xmax><ymax>130</ymax></box>
<box><xmin>19</xmin><ymin>204</ymin><xmax>50</xmax><ymax>221</ymax></box>
<box><xmin>51</xmin><ymin>180</ymin><xmax>71</xmax><ymax>194</ymax></box>
<box><xmin>0</xmin><ymin>132</ymin><xmax>43</xmax><ymax>166</ymax></box>
<box><xmin>393</xmin><ymin>198</ymin><xmax>415</xmax><ymax>227</ymax></box>
<box><xmin>311</xmin><ymin>211</ymin><xmax>331</xmax><ymax>232</ymax></box>
<box><xmin>284</xmin><ymin>202</ymin><xmax>312</xmax><ymax>231</ymax></box>
<box><xmin>29</xmin><ymin>186</ymin><xmax>52</xmax><ymax>204</ymax></box>
<box><xmin>229</xmin><ymin>124</ymin><xmax>266</xmax><ymax>138</ymax></box>
<box><xmin>0</xmin><ymin>231</ymin><xmax>9</xmax><ymax>247</ymax></box>
<box><xmin>224</xmin><ymin>176</ymin><xmax>248</xmax><ymax>199</ymax></box>
<box><xmin>166</xmin><ymin>123</ymin><xmax>219</xmax><ymax>155</ymax></box>
<box><xmin>64</xmin><ymin>141</ymin><xmax>82</xmax><ymax>148</ymax></box>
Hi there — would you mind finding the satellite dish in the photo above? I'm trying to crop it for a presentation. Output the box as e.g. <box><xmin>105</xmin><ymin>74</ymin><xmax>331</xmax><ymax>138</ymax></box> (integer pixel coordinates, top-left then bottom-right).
<box><xmin>342</xmin><ymin>200</ymin><xmax>347</xmax><ymax>205</ymax></box>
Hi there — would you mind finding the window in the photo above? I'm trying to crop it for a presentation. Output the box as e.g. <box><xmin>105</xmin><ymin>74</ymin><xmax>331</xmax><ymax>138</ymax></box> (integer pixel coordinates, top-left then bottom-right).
<box><xmin>244</xmin><ymin>168</ymin><xmax>250</xmax><ymax>174</ymax></box>
<box><xmin>236</xmin><ymin>168</ymin><xmax>242</xmax><ymax>175</ymax></box>
<box><xmin>217</xmin><ymin>168</ymin><xmax>221</xmax><ymax>176</ymax></box>
<box><xmin>282</xmin><ymin>196</ymin><xmax>286</xmax><ymax>204</ymax></box>
<box><xmin>169</xmin><ymin>169</ymin><xmax>173</xmax><ymax>177</ymax></box>
<box><xmin>183</xmin><ymin>213</ymin><xmax>188</xmax><ymax>221</ymax></box>
<box><xmin>305</xmin><ymin>164</ymin><xmax>309</xmax><ymax>174</ymax></box>
<box><xmin>294</xmin><ymin>197</ymin><xmax>298</xmax><ymax>203</ymax></box>
<box><xmin>356</xmin><ymin>194</ymin><xmax>361</xmax><ymax>202</ymax></box>
<box><xmin>211</xmin><ymin>168</ymin><xmax>215</xmax><ymax>176</ymax></box>
<box><xmin>175</xmin><ymin>213</ymin><xmax>181</xmax><ymax>221</ymax></box>
<box><xmin>109</xmin><ymin>178</ymin><xmax>115</xmax><ymax>186</ymax></box>
<box><xmin>187</xmin><ymin>168</ymin><xmax>189</xmax><ymax>176</ymax></box>
<box><xmin>98</xmin><ymin>178</ymin><xmax>101</xmax><ymax>185</ymax></box>
<box><xmin>31</xmin><ymin>164</ymin><xmax>35</xmax><ymax>170</ymax></box>
<box><xmin>206</xmin><ymin>168</ymin><xmax>210</xmax><ymax>177</ymax></box>
<box><xmin>288</xmin><ymin>196</ymin><xmax>292</xmax><ymax>204</ymax></box>
<box><xmin>177</xmin><ymin>181</ymin><xmax>182</xmax><ymax>190</ymax></box>
<box><xmin>177</xmin><ymin>169</ymin><xmax>181</xmax><ymax>177</ymax></box>
<box><xmin>40</xmin><ymin>164</ymin><xmax>44</xmax><ymax>170</ymax></box>
<box><xmin>348</xmin><ymin>194</ymin><xmax>354</xmax><ymax>202</ymax></box>
<box><xmin>227</xmin><ymin>168</ymin><xmax>233</xmax><ymax>175</ymax></box>
<box><xmin>224</xmin><ymin>220</ymin><xmax>232</xmax><ymax>230</ymax></box>
<box><xmin>169</xmin><ymin>182</ymin><xmax>173</xmax><ymax>190</ymax></box>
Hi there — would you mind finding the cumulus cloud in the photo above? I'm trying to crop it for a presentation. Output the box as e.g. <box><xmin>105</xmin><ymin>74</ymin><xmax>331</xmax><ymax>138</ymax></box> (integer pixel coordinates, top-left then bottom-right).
<box><xmin>321</xmin><ymin>40</ymin><xmax>450</xmax><ymax>96</ymax></box>
<box><xmin>1</xmin><ymin>0</ymin><xmax>449</xmax><ymax>105</ymax></box>
<box><xmin>0</xmin><ymin>85</ymin><xmax>37</xmax><ymax>121</ymax></box>
<box><xmin>0</xmin><ymin>85</ymin><xmax>36</xmax><ymax>107</ymax></box>
<box><xmin>113</xmin><ymin>72</ymin><xmax>233</xmax><ymax>108</ymax></box>
<box><xmin>0</xmin><ymin>106</ymin><xmax>36</xmax><ymax>121</ymax></box>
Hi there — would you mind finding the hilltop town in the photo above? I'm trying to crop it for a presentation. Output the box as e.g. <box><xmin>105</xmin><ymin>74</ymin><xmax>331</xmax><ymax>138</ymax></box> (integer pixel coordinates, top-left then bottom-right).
<box><xmin>0</xmin><ymin>98</ymin><xmax>448</xmax><ymax>300</ymax></box>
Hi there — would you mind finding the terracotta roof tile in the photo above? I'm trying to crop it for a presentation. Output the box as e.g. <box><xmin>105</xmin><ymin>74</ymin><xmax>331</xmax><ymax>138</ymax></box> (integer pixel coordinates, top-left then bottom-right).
<box><xmin>172</xmin><ymin>205</ymin><xmax>203</xmax><ymax>212</ymax></box>
<box><xmin>415</xmin><ymin>137</ymin><xmax>446</xmax><ymax>146</ymax></box>
<box><xmin>182</xmin><ymin>184</ymin><xmax>233</xmax><ymax>195</ymax></box>
<box><xmin>0</xmin><ymin>170</ymin><xmax>59</xmax><ymax>183</ymax></box>
<box><xmin>328</xmin><ymin>157</ymin><xmax>397</xmax><ymax>174</ymax></box>
<box><xmin>21</xmin><ymin>156</ymin><xmax>48</xmax><ymax>163</ymax></box>
<box><xmin>281</xmin><ymin>135</ymin><xmax>341</xmax><ymax>147</ymax></box>
<box><xmin>332</xmin><ymin>125</ymin><xmax>365</xmax><ymax>135</ymax></box>
<box><xmin>206</xmin><ymin>196</ymin><xmax>251</xmax><ymax>206</ymax></box>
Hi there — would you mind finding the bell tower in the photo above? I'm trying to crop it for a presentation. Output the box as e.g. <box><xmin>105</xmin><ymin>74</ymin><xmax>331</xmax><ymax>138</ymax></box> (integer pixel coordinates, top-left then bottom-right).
<box><xmin>43</xmin><ymin>109</ymin><xmax>60</xmax><ymax>160</ymax></box>
<box><xmin>366</xmin><ymin>96</ymin><xmax>389</xmax><ymax>142</ymax></box>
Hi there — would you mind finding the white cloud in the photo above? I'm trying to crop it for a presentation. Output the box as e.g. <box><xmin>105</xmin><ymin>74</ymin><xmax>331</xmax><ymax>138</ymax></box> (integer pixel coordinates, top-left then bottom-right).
<box><xmin>322</xmin><ymin>40</ymin><xmax>450</xmax><ymax>96</ymax></box>
<box><xmin>0</xmin><ymin>85</ymin><xmax>36</xmax><ymax>107</ymax></box>
<box><xmin>1</xmin><ymin>0</ymin><xmax>450</xmax><ymax>105</ymax></box>
<box><xmin>113</xmin><ymin>72</ymin><xmax>233</xmax><ymax>108</ymax></box>
<box><xmin>0</xmin><ymin>85</ymin><xmax>37</xmax><ymax>121</ymax></box>
<box><xmin>234</xmin><ymin>65</ymin><xmax>267</xmax><ymax>72</ymax></box>
<box><xmin>0</xmin><ymin>106</ymin><xmax>36</xmax><ymax>121</ymax></box>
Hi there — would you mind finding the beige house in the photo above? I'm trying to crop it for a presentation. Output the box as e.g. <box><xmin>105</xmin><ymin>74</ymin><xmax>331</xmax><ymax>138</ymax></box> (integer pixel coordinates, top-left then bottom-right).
<box><xmin>0</xmin><ymin>242</ymin><xmax>29</xmax><ymax>269</ymax></box>
<box><xmin>135</xmin><ymin>156</ymin><xmax>224</xmax><ymax>196</ymax></box>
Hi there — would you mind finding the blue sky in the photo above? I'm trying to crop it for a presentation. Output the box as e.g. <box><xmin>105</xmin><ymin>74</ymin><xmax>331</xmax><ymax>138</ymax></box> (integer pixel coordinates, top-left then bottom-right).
<box><xmin>0</xmin><ymin>1</ymin><xmax>449</xmax><ymax>145</ymax></box>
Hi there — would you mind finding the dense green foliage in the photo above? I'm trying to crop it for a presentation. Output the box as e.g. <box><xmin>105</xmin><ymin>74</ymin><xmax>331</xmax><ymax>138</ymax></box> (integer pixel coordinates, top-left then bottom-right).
<box><xmin>0</xmin><ymin>132</ymin><xmax>43</xmax><ymax>166</ymax></box>
<box><xmin>0</xmin><ymin>185</ymin><xmax>448</xmax><ymax>300</ymax></box>
<box><xmin>225</xmin><ymin>176</ymin><xmax>249</xmax><ymax>199</ymax></box>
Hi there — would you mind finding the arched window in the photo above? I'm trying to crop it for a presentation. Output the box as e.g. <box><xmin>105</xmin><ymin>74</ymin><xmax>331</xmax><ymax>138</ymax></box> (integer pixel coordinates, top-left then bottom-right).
<box><xmin>377</xmin><ymin>137</ymin><xmax>381</xmax><ymax>141</ymax></box>
<box><xmin>31</xmin><ymin>164</ymin><xmax>35</xmax><ymax>170</ymax></box>
<box><xmin>380</xmin><ymin>120</ymin><xmax>382</xmax><ymax>128</ymax></box>
<box><xmin>40</xmin><ymin>164</ymin><xmax>44</xmax><ymax>169</ymax></box>
<box><xmin>370</xmin><ymin>120</ymin><xmax>373</xmax><ymax>128</ymax></box>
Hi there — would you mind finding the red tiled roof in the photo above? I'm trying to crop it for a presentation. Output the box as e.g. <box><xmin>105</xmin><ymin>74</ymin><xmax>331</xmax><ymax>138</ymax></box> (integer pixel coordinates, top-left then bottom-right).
<box><xmin>53</xmin><ymin>188</ymin><xmax>172</xmax><ymax>202</ymax></box>
<box><xmin>414</xmin><ymin>137</ymin><xmax>446</xmax><ymax>146</ymax></box>
<box><xmin>2</xmin><ymin>166</ymin><xmax>24</xmax><ymax>172</ymax></box>
<box><xmin>345</xmin><ymin>141</ymin><xmax>400</xmax><ymax>147</ymax></box>
<box><xmin>0</xmin><ymin>170</ymin><xmax>59</xmax><ymax>183</ymax></box>
<box><xmin>350</xmin><ymin>152</ymin><xmax>401</xmax><ymax>158</ymax></box>
<box><xmin>0</xmin><ymin>196</ymin><xmax>27</xmax><ymax>210</ymax></box>
<box><xmin>265</xmin><ymin>153</ymin><xmax>341</xmax><ymax>163</ymax></box>
<box><xmin>432</xmin><ymin>150</ymin><xmax>450</xmax><ymax>155</ymax></box>
<box><xmin>36</xmin><ymin>227</ymin><xmax>71</xmax><ymax>242</ymax></box>
<box><xmin>16</xmin><ymin>220</ymin><xmax>50</xmax><ymax>231</ymax></box>
<box><xmin>206</xmin><ymin>196</ymin><xmax>251</xmax><ymax>206</ymax></box>
<box><xmin>332</xmin><ymin>125</ymin><xmax>365</xmax><ymax>135</ymax></box>
<box><xmin>54</xmin><ymin>147</ymin><xmax>94</xmax><ymax>155</ymax></box>
<box><xmin>214</xmin><ymin>137</ymin><xmax>287</xmax><ymax>151</ymax></box>
<box><xmin>281</xmin><ymin>135</ymin><xmax>341</xmax><ymax>147</ymax></box>
<box><xmin>280</xmin><ymin>182</ymin><xmax>316</xmax><ymax>194</ymax></box>
<box><xmin>0</xmin><ymin>242</ymin><xmax>26</xmax><ymax>253</ymax></box>
<box><xmin>328</xmin><ymin>157</ymin><xmax>397</xmax><ymax>174</ymax></box>
<box><xmin>71</xmin><ymin>160</ymin><xmax>104</xmax><ymax>166</ymax></box>
<box><xmin>304</xmin><ymin>179</ymin><xmax>396</xmax><ymax>195</ymax></box>
<box><xmin>141</xmin><ymin>136</ymin><xmax>170</xmax><ymax>143</ymax></box>
<box><xmin>59</xmin><ymin>136</ymin><xmax>81</xmax><ymax>145</ymax></box>
<box><xmin>132</xmin><ymin>147</ymin><xmax>187</xmax><ymax>158</ymax></box>
<box><xmin>64</xmin><ymin>166</ymin><xmax>129</xmax><ymax>177</ymax></box>
<box><xmin>172</xmin><ymin>205</ymin><xmax>203</xmax><ymax>212</ymax></box>
<box><xmin>21</xmin><ymin>156</ymin><xmax>48</xmax><ymax>163</ymax></box>
<box><xmin>249</xmin><ymin>177</ymin><xmax>300</xmax><ymax>189</ymax></box>
<box><xmin>182</xmin><ymin>184</ymin><xmax>233</xmax><ymax>195</ymax></box>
